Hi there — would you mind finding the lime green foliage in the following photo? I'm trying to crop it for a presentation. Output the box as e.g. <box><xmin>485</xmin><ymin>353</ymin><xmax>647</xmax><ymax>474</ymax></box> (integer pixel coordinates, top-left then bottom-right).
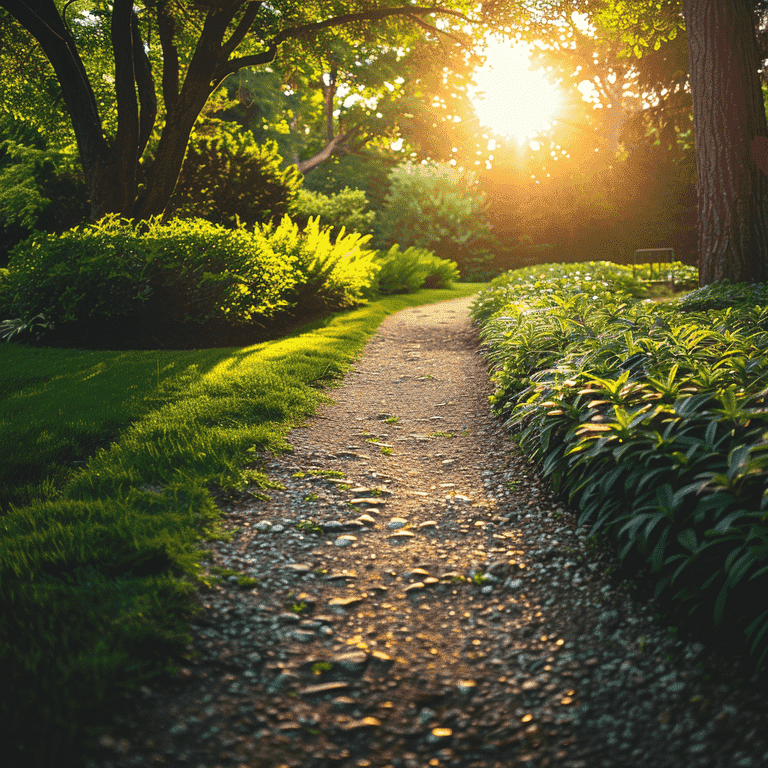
<box><xmin>168</xmin><ymin>121</ymin><xmax>301</xmax><ymax>228</ymax></box>
<box><xmin>0</xmin><ymin>215</ymin><xmax>379</xmax><ymax>343</ymax></box>
<box><xmin>473</xmin><ymin>264</ymin><xmax>768</xmax><ymax>671</ymax></box>
<box><xmin>268</xmin><ymin>216</ymin><xmax>377</xmax><ymax>311</ymax></box>
<box><xmin>377</xmin><ymin>162</ymin><xmax>493</xmax><ymax>278</ymax></box>
<box><xmin>292</xmin><ymin>187</ymin><xmax>376</xmax><ymax>236</ymax></box>
<box><xmin>372</xmin><ymin>244</ymin><xmax>459</xmax><ymax>294</ymax></box>
<box><xmin>0</xmin><ymin>283</ymin><xmax>483</xmax><ymax>766</ymax></box>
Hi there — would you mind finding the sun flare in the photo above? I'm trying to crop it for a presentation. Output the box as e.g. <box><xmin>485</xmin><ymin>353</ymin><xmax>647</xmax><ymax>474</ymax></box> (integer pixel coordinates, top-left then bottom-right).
<box><xmin>471</xmin><ymin>38</ymin><xmax>561</xmax><ymax>145</ymax></box>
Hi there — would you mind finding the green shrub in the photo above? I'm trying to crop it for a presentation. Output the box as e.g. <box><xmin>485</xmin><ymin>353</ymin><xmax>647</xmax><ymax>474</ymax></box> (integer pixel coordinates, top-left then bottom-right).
<box><xmin>472</xmin><ymin>266</ymin><xmax>768</xmax><ymax>671</ymax></box>
<box><xmin>0</xmin><ymin>216</ymin><xmax>378</xmax><ymax>347</ymax></box>
<box><xmin>0</xmin><ymin>136</ymin><xmax>89</xmax><ymax>264</ymax></box>
<box><xmin>292</xmin><ymin>187</ymin><xmax>376</xmax><ymax>237</ymax></box>
<box><xmin>168</xmin><ymin>120</ymin><xmax>301</xmax><ymax>227</ymax></box>
<box><xmin>266</xmin><ymin>216</ymin><xmax>378</xmax><ymax>310</ymax></box>
<box><xmin>372</xmin><ymin>244</ymin><xmax>458</xmax><ymax>294</ymax></box>
<box><xmin>376</xmin><ymin>162</ymin><xmax>494</xmax><ymax>278</ymax></box>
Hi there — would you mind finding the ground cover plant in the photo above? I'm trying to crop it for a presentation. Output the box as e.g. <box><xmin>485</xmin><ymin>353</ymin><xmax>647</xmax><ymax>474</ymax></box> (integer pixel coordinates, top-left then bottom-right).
<box><xmin>472</xmin><ymin>263</ymin><xmax>768</xmax><ymax>673</ymax></box>
<box><xmin>0</xmin><ymin>283</ymin><xmax>482</xmax><ymax>768</ymax></box>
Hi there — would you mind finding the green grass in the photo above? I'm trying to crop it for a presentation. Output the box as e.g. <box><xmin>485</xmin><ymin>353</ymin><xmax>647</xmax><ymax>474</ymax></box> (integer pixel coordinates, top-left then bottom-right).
<box><xmin>0</xmin><ymin>283</ymin><xmax>483</xmax><ymax>768</ymax></box>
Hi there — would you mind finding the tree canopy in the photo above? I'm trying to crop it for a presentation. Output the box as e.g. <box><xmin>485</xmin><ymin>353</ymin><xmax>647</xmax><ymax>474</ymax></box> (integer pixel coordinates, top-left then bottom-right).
<box><xmin>0</xmin><ymin>0</ymin><xmax>481</xmax><ymax>220</ymax></box>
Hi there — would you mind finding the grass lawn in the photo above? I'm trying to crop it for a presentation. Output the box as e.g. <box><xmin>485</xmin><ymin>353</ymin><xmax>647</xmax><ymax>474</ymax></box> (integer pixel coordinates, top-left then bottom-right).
<box><xmin>0</xmin><ymin>284</ymin><xmax>483</xmax><ymax>768</ymax></box>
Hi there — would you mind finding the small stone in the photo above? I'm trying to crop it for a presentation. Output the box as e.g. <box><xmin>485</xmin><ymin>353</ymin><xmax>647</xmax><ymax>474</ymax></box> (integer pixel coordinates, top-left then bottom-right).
<box><xmin>387</xmin><ymin>518</ymin><xmax>409</xmax><ymax>530</ymax></box>
<box><xmin>418</xmin><ymin>520</ymin><xmax>438</xmax><ymax>529</ymax></box>
<box><xmin>339</xmin><ymin>717</ymin><xmax>381</xmax><ymax>730</ymax></box>
<box><xmin>389</xmin><ymin>530</ymin><xmax>416</xmax><ymax>540</ymax></box>
<box><xmin>254</xmin><ymin>521</ymin><xmax>272</xmax><ymax>532</ymax></box>
<box><xmin>286</xmin><ymin>563</ymin><xmax>312</xmax><ymax>573</ymax></box>
<box><xmin>271</xmin><ymin>524</ymin><xmax>285</xmax><ymax>533</ymax></box>
<box><xmin>334</xmin><ymin>535</ymin><xmax>357</xmax><ymax>547</ymax></box>
<box><xmin>370</xmin><ymin>650</ymin><xmax>394</xmax><ymax>669</ymax></box>
<box><xmin>457</xmin><ymin>680</ymin><xmax>477</xmax><ymax>694</ymax></box>
<box><xmin>404</xmin><ymin>582</ymin><xmax>426</xmax><ymax>594</ymax></box>
<box><xmin>424</xmin><ymin>577</ymin><xmax>440</xmax><ymax>586</ymax></box>
<box><xmin>351</xmin><ymin>497</ymin><xmax>387</xmax><ymax>506</ymax></box>
<box><xmin>440</xmin><ymin>571</ymin><xmax>462</xmax><ymax>581</ymax></box>
<box><xmin>278</xmin><ymin>612</ymin><xmax>301</xmax><ymax>624</ymax></box>
<box><xmin>290</xmin><ymin>629</ymin><xmax>316</xmax><ymax>643</ymax></box>
<box><xmin>480</xmin><ymin>585</ymin><xmax>494</xmax><ymax>595</ymax></box>
<box><xmin>328</xmin><ymin>596</ymin><xmax>364</xmax><ymax>612</ymax></box>
<box><xmin>441</xmin><ymin>459</ymin><xmax>456</xmax><ymax>466</ymax></box>
<box><xmin>357</xmin><ymin>514</ymin><xmax>376</xmax><ymax>526</ymax></box>
<box><xmin>267</xmin><ymin>671</ymin><xmax>299</xmax><ymax>693</ymax></box>
<box><xmin>322</xmin><ymin>521</ymin><xmax>345</xmax><ymax>531</ymax></box>
<box><xmin>406</xmin><ymin>568</ymin><xmax>431</xmax><ymax>578</ymax></box>
<box><xmin>325</xmin><ymin>571</ymin><xmax>356</xmax><ymax>581</ymax></box>
<box><xmin>334</xmin><ymin>651</ymin><xmax>369</xmax><ymax>673</ymax></box>
<box><xmin>428</xmin><ymin>727</ymin><xmax>453</xmax><ymax>743</ymax></box>
<box><xmin>301</xmin><ymin>682</ymin><xmax>350</xmax><ymax>696</ymax></box>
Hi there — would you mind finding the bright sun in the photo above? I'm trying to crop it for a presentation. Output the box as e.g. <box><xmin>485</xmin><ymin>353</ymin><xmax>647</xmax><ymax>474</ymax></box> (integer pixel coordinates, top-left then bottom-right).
<box><xmin>471</xmin><ymin>38</ymin><xmax>561</xmax><ymax>145</ymax></box>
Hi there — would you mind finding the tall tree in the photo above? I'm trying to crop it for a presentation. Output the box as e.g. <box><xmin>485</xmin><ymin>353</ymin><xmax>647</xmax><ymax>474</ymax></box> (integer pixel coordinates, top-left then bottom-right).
<box><xmin>683</xmin><ymin>0</ymin><xmax>768</xmax><ymax>284</ymax></box>
<box><xmin>0</xmin><ymin>0</ymin><xmax>476</xmax><ymax>221</ymax></box>
<box><xmin>588</xmin><ymin>0</ymin><xmax>768</xmax><ymax>284</ymax></box>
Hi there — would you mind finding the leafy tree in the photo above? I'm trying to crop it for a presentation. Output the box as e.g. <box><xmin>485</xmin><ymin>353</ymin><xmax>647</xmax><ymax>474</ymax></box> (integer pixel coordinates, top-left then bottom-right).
<box><xmin>168</xmin><ymin>120</ymin><xmax>301</xmax><ymax>227</ymax></box>
<box><xmin>589</xmin><ymin>0</ymin><xmax>768</xmax><ymax>284</ymax></box>
<box><xmin>0</xmin><ymin>0</ymin><xmax>478</xmax><ymax>222</ymax></box>
<box><xmin>377</xmin><ymin>161</ymin><xmax>494</xmax><ymax>275</ymax></box>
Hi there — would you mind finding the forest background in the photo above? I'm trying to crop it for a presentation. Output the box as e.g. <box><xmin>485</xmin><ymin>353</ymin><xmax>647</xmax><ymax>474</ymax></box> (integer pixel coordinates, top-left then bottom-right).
<box><xmin>5</xmin><ymin>0</ymin><xmax>765</xmax><ymax>282</ymax></box>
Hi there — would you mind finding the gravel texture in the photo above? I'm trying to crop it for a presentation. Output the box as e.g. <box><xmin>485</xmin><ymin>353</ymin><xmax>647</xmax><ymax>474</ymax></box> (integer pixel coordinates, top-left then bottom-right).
<box><xmin>90</xmin><ymin>296</ymin><xmax>768</xmax><ymax>768</ymax></box>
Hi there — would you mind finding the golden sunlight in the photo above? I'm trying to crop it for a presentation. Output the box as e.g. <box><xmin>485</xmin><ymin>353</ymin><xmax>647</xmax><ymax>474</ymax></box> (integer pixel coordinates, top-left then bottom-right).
<box><xmin>471</xmin><ymin>37</ymin><xmax>562</xmax><ymax>145</ymax></box>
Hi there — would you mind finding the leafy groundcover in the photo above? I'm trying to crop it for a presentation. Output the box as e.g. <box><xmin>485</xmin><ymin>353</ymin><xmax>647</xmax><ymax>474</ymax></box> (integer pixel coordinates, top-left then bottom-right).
<box><xmin>472</xmin><ymin>262</ymin><xmax>768</xmax><ymax>673</ymax></box>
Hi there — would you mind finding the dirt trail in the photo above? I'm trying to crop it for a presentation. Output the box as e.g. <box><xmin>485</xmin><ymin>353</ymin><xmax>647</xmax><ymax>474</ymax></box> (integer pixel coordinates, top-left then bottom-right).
<box><xmin>92</xmin><ymin>297</ymin><xmax>768</xmax><ymax>768</ymax></box>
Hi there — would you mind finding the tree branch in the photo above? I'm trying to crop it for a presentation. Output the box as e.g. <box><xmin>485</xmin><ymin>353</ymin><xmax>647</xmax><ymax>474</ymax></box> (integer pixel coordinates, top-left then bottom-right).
<box><xmin>221</xmin><ymin>1</ymin><xmax>262</xmax><ymax>59</ymax></box>
<box><xmin>222</xmin><ymin>4</ymin><xmax>471</xmax><ymax>79</ymax></box>
<box><xmin>157</xmin><ymin>3</ymin><xmax>180</xmax><ymax>112</ymax></box>
<box><xmin>132</xmin><ymin>10</ymin><xmax>157</xmax><ymax>158</ymax></box>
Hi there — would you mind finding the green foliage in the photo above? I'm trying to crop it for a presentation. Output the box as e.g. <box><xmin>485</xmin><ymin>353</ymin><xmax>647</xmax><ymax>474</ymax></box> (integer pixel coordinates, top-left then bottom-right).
<box><xmin>0</xmin><ymin>130</ymin><xmax>89</xmax><ymax>264</ymax></box>
<box><xmin>168</xmin><ymin>121</ymin><xmax>301</xmax><ymax>228</ymax></box>
<box><xmin>372</xmin><ymin>244</ymin><xmax>459</xmax><ymax>294</ymax></box>
<box><xmin>0</xmin><ymin>282</ymin><xmax>482</xmax><ymax>766</ymax></box>
<box><xmin>265</xmin><ymin>216</ymin><xmax>377</xmax><ymax>311</ymax></box>
<box><xmin>0</xmin><ymin>216</ymin><xmax>378</xmax><ymax>346</ymax></box>
<box><xmin>292</xmin><ymin>187</ymin><xmax>376</xmax><ymax>236</ymax></box>
<box><xmin>376</xmin><ymin>162</ymin><xmax>494</xmax><ymax>278</ymax></box>
<box><xmin>473</xmin><ymin>265</ymin><xmax>768</xmax><ymax>671</ymax></box>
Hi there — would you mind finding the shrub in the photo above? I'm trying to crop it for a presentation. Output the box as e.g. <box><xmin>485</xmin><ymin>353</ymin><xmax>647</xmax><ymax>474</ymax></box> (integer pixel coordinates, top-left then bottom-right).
<box><xmin>472</xmin><ymin>265</ymin><xmax>768</xmax><ymax>671</ymax></box>
<box><xmin>292</xmin><ymin>187</ymin><xmax>376</xmax><ymax>237</ymax></box>
<box><xmin>372</xmin><ymin>244</ymin><xmax>458</xmax><ymax>294</ymax></box>
<box><xmin>0</xmin><ymin>216</ymin><xmax>378</xmax><ymax>348</ymax></box>
<box><xmin>168</xmin><ymin>120</ymin><xmax>301</xmax><ymax>227</ymax></box>
<box><xmin>0</xmin><ymin>137</ymin><xmax>89</xmax><ymax>264</ymax></box>
<box><xmin>376</xmin><ymin>162</ymin><xmax>494</xmax><ymax>278</ymax></box>
<box><xmin>266</xmin><ymin>216</ymin><xmax>378</xmax><ymax>310</ymax></box>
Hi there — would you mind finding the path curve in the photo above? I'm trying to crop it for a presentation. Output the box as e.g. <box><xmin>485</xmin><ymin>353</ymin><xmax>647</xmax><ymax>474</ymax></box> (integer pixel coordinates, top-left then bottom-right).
<box><xmin>92</xmin><ymin>297</ymin><xmax>768</xmax><ymax>768</ymax></box>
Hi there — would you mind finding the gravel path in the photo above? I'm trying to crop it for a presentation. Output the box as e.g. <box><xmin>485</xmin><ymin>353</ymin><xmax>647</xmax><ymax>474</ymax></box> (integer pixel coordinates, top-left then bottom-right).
<box><xmin>92</xmin><ymin>296</ymin><xmax>768</xmax><ymax>768</ymax></box>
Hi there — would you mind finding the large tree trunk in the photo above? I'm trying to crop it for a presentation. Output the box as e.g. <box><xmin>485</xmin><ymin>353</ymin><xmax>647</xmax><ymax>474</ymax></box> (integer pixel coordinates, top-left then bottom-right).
<box><xmin>683</xmin><ymin>0</ymin><xmax>768</xmax><ymax>285</ymax></box>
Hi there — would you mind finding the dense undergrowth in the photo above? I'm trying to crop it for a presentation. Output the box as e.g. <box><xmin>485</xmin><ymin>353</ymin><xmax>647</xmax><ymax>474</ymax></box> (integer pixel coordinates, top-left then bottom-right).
<box><xmin>0</xmin><ymin>284</ymin><xmax>481</xmax><ymax>767</ymax></box>
<box><xmin>0</xmin><ymin>216</ymin><xmax>458</xmax><ymax>349</ymax></box>
<box><xmin>472</xmin><ymin>262</ymin><xmax>768</xmax><ymax>673</ymax></box>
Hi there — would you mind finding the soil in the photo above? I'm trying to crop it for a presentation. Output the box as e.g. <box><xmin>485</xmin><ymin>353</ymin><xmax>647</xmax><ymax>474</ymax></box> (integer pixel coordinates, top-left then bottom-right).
<box><xmin>89</xmin><ymin>296</ymin><xmax>768</xmax><ymax>768</ymax></box>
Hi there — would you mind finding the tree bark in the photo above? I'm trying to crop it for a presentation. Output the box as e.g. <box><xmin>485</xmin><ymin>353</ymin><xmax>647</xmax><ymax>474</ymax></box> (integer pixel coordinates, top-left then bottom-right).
<box><xmin>683</xmin><ymin>0</ymin><xmax>768</xmax><ymax>285</ymax></box>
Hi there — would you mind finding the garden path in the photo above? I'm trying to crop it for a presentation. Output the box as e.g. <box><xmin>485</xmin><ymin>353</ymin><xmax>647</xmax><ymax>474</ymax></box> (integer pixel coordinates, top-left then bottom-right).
<box><xmin>92</xmin><ymin>297</ymin><xmax>768</xmax><ymax>768</ymax></box>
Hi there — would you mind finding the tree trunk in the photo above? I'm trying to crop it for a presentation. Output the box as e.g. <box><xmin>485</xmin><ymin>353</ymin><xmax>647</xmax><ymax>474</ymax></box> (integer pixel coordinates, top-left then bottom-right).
<box><xmin>683</xmin><ymin>0</ymin><xmax>768</xmax><ymax>285</ymax></box>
